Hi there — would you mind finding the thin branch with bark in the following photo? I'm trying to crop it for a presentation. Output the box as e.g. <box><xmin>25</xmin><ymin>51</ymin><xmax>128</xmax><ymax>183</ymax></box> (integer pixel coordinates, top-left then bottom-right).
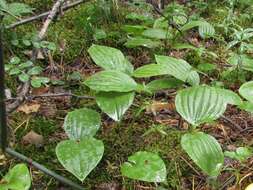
<box><xmin>6</xmin><ymin>0</ymin><xmax>86</xmax><ymax>29</ymax></box>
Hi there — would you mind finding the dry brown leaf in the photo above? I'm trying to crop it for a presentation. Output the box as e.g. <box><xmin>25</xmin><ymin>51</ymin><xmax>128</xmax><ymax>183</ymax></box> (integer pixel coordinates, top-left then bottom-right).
<box><xmin>146</xmin><ymin>101</ymin><xmax>175</xmax><ymax>115</ymax></box>
<box><xmin>22</xmin><ymin>130</ymin><xmax>44</xmax><ymax>147</ymax></box>
<box><xmin>95</xmin><ymin>182</ymin><xmax>121</xmax><ymax>190</ymax></box>
<box><xmin>24</xmin><ymin>50</ymin><xmax>45</xmax><ymax>59</ymax></box>
<box><xmin>17</xmin><ymin>103</ymin><xmax>41</xmax><ymax>114</ymax></box>
<box><xmin>32</xmin><ymin>87</ymin><xmax>49</xmax><ymax>96</ymax></box>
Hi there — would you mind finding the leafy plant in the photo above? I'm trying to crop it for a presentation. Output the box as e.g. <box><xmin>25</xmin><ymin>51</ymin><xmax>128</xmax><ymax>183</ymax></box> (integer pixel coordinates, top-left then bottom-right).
<box><xmin>0</xmin><ymin>164</ymin><xmax>31</xmax><ymax>190</ymax></box>
<box><xmin>224</xmin><ymin>147</ymin><xmax>253</xmax><ymax>162</ymax></box>
<box><xmin>121</xmin><ymin>151</ymin><xmax>167</xmax><ymax>182</ymax></box>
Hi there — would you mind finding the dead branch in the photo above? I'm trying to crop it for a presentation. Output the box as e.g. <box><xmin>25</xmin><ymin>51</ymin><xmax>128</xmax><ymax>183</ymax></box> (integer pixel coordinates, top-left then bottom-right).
<box><xmin>6</xmin><ymin>0</ymin><xmax>66</xmax><ymax>114</ymax></box>
<box><xmin>6</xmin><ymin>0</ymin><xmax>86</xmax><ymax>29</ymax></box>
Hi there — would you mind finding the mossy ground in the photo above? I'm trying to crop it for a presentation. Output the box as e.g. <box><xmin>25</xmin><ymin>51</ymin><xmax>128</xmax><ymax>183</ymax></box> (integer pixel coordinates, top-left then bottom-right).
<box><xmin>2</xmin><ymin>1</ymin><xmax>253</xmax><ymax>190</ymax></box>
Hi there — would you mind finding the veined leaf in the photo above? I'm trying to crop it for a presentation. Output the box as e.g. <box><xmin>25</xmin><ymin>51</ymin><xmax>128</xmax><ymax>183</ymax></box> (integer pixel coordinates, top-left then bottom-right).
<box><xmin>133</xmin><ymin>64</ymin><xmax>168</xmax><ymax>78</ymax></box>
<box><xmin>142</xmin><ymin>28</ymin><xmax>170</xmax><ymax>39</ymax></box>
<box><xmin>198</xmin><ymin>22</ymin><xmax>215</xmax><ymax>38</ymax></box>
<box><xmin>180</xmin><ymin>20</ymin><xmax>205</xmax><ymax>32</ymax></box>
<box><xmin>239</xmin><ymin>81</ymin><xmax>253</xmax><ymax>103</ymax></box>
<box><xmin>146</xmin><ymin>78</ymin><xmax>183</xmax><ymax>92</ymax></box>
<box><xmin>56</xmin><ymin>138</ymin><xmax>104</xmax><ymax>182</ymax></box>
<box><xmin>175</xmin><ymin>86</ymin><xmax>227</xmax><ymax>126</ymax></box>
<box><xmin>155</xmin><ymin>55</ymin><xmax>200</xmax><ymax>86</ymax></box>
<box><xmin>121</xmin><ymin>151</ymin><xmax>167</xmax><ymax>182</ymax></box>
<box><xmin>122</xmin><ymin>25</ymin><xmax>147</xmax><ymax>35</ymax></box>
<box><xmin>64</xmin><ymin>108</ymin><xmax>101</xmax><ymax>140</ymax></box>
<box><xmin>84</xmin><ymin>70</ymin><xmax>137</xmax><ymax>92</ymax></box>
<box><xmin>238</xmin><ymin>101</ymin><xmax>253</xmax><ymax>113</ymax></box>
<box><xmin>0</xmin><ymin>164</ymin><xmax>31</xmax><ymax>190</ymax></box>
<box><xmin>218</xmin><ymin>88</ymin><xmax>243</xmax><ymax>106</ymax></box>
<box><xmin>181</xmin><ymin>132</ymin><xmax>224</xmax><ymax>177</ymax></box>
<box><xmin>228</xmin><ymin>54</ymin><xmax>253</xmax><ymax>72</ymax></box>
<box><xmin>88</xmin><ymin>44</ymin><xmax>133</xmax><ymax>75</ymax></box>
<box><xmin>96</xmin><ymin>91</ymin><xmax>135</xmax><ymax>121</ymax></box>
<box><xmin>124</xmin><ymin>37</ymin><xmax>161</xmax><ymax>48</ymax></box>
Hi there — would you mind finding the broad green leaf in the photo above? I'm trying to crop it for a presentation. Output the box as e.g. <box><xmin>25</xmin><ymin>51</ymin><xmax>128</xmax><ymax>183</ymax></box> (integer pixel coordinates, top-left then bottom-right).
<box><xmin>88</xmin><ymin>44</ymin><xmax>133</xmax><ymax>74</ymax></box>
<box><xmin>197</xmin><ymin>63</ymin><xmax>216</xmax><ymax>72</ymax></box>
<box><xmin>224</xmin><ymin>147</ymin><xmax>252</xmax><ymax>162</ymax></box>
<box><xmin>153</xmin><ymin>17</ymin><xmax>167</xmax><ymax>29</ymax></box>
<box><xmin>96</xmin><ymin>92</ymin><xmax>135</xmax><ymax>121</ymax></box>
<box><xmin>0</xmin><ymin>164</ymin><xmax>31</xmax><ymax>190</ymax></box>
<box><xmin>8</xmin><ymin>3</ymin><xmax>33</xmax><ymax>16</ymax></box>
<box><xmin>10</xmin><ymin>56</ymin><xmax>20</xmax><ymax>65</ymax></box>
<box><xmin>238</xmin><ymin>101</ymin><xmax>253</xmax><ymax>113</ymax></box>
<box><xmin>155</xmin><ymin>55</ymin><xmax>200</xmax><ymax>86</ymax></box>
<box><xmin>56</xmin><ymin>138</ymin><xmax>104</xmax><ymax>181</ymax></box>
<box><xmin>18</xmin><ymin>73</ymin><xmax>30</xmax><ymax>82</ymax></box>
<box><xmin>239</xmin><ymin>81</ymin><xmax>253</xmax><ymax>103</ymax></box>
<box><xmin>93</xmin><ymin>29</ymin><xmax>107</xmax><ymax>40</ymax></box>
<box><xmin>121</xmin><ymin>151</ymin><xmax>166</xmax><ymax>182</ymax></box>
<box><xmin>31</xmin><ymin>77</ymin><xmax>50</xmax><ymax>88</ymax></box>
<box><xmin>124</xmin><ymin>37</ymin><xmax>161</xmax><ymax>48</ymax></box>
<box><xmin>84</xmin><ymin>70</ymin><xmax>137</xmax><ymax>92</ymax></box>
<box><xmin>146</xmin><ymin>78</ymin><xmax>183</xmax><ymax>92</ymax></box>
<box><xmin>175</xmin><ymin>86</ymin><xmax>227</xmax><ymax>126</ymax></box>
<box><xmin>180</xmin><ymin>20</ymin><xmax>205</xmax><ymax>32</ymax></box>
<box><xmin>142</xmin><ymin>28</ymin><xmax>170</xmax><ymax>39</ymax></box>
<box><xmin>126</xmin><ymin>12</ymin><xmax>153</xmax><ymax>22</ymax></box>
<box><xmin>218</xmin><ymin>89</ymin><xmax>243</xmax><ymax>106</ymax></box>
<box><xmin>19</xmin><ymin>61</ymin><xmax>33</xmax><ymax>69</ymax></box>
<box><xmin>64</xmin><ymin>108</ymin><xmax>101</xmax><ymax>140</ymax></box>
<box><xmin>172</xmin><ymin>43</ymin><xmax>197</xmax><ymax>50</ymax></box>
<box><xmin>133</xmin><ymin>64</ymin><xmax>168</xmax><ymax>78</ymax></box>
<box><xmin>181</xmin><ymin>132</ymin><xmax>224</xmax><ymax>177</ymax></box>
<box><xmin>122</xmin><ymin>25</ymin><xmax>147</xmax><ymax>35</ymax></box>
<box><xmin>9</xmin><ymin>68</ymin><xmax>21</xmax><ymax>75</ymax></box>
<box><xmin>198</xmin><ymin>22</ymin><xmax>215</xmax><ymax>39</ymax></box>
<box><xmin>228</xmin><ymin>54</ymin><xmax>253</xmax><ymax>72</ymax></box>
<box><xmin>27</xmin><ymin>66</ymin><xmax>43</xmax><ymax>75</ymax></box>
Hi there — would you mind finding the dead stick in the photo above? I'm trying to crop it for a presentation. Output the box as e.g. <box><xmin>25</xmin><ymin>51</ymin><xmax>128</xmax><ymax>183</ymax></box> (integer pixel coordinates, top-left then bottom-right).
<box><xmin>6</xmin><ymin>0</ymin><xmax>65</xmax><ymax>114</ymax></box>
<box><xmin>6</xmin><ymin>0</ymin><xmax>85</xmax><ymax>29</ymax></box>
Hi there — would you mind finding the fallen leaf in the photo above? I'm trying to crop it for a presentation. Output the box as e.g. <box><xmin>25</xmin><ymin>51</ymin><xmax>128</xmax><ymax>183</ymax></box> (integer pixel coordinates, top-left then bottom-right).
<box><xmin>18</xmin><ymin>103</ymin><xmax>41</xmax><ymax>114</ymax></box>
<box><xmin>32</xmin><ymin>87</ymin><xmax>49</xmax><ymax>96</ymax></box>
<box><xmin>4</xmin><ymin>89</ymin><xmax>12</xmax><ymax>99</ymax></box>
<box><xmin>24</xmin><ymin>50</ymin><xmax>45</xmax><ymax>59</ymax></box>
<box><xmin>146</xmin><ymin>101</ymin><xmax>175</xmax><ymax>116</ymax></box>
<box><xmin>22</xmin><ymin>130</ymin><xmax>44</xmax><ymax>147</ymax></box>
<box><xmin>95</xmin><ymin>182</ymin><xmax>121</xmax><ymax>190</ymax></box>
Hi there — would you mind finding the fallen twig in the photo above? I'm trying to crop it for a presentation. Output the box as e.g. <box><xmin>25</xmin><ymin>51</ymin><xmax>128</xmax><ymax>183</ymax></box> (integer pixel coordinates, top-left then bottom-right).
<box><xmin>6</xmin><ymin>0</ymin><xmax>66</xmax><ymax>114</ymax></box>
<box><xmin>29</xmin><ymin>92</ymin><xmax>94</xmax><ymax>100</ymax></box>
<box><xmin>6</xmin><ymin>0</ymin><xmax>86</xmax><ymax>29</ymax></box>
<box><xmin>221</xmin><ymin>115</ymin><xmax>243</xmax><ymax>131</ymax></box>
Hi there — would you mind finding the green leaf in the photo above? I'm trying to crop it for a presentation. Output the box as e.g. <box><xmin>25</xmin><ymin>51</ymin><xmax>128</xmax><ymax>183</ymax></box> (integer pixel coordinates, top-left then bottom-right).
<box><xmin>19</xmin><ymin>61</ymin><xmax>33</xmax><ymax>69</ymax></box>
<box><xmin>27</xmin><ymin>66</ymin><xmax>43</xmax><ymax>75</ymax></box>
<box><xmin>228</xmin><ymin>54</ymin><xmax>253</xmax><ymax>72</ymax></box>
<box><xmin>93</xmin><ymin>29</ymin><xmax>107</xmax><ymax>40</ymax></box>
<box><xmin>197</xmin><ymin>63</ymin><xmax>216</xmax><ymax>72</ymax></box>
<box><xmin>218</xmin><ymin>89</ymin><xmax>243</xmax><ymax>106</ymax></box>
<box><xmin>0</xmin><ymin>164</ymin><xmax>31</xmax><ymax>190</ymax></box>
<box><xmin>146</xmin><ymin>78</ymin><xmax>183</xmax><ymax>92</ymax></box>
<box><xmin>155</xmin><ymin>55</ymin><xmax>200</xmax><ymax>86</ymax></box>
<box><xmin>198</xmin><ymin>22</ymin><xmax>215</xmax><ymax>39</ymax></box>
<box><xmin>126</xmin><ymin>12</ymin><xmax>153</xmax><ymax>22</ymax></box>
<box><xmin>10</xmin><ymin>56</ymin><xmax>20</xmax><ymax>65</ymax></box>
<box><xmin>133</xmin><ymin>64</ymin><xmax>168</xmax><ymax>78</ymax></box>
<box><xmin>175</xmin><ymin>86</ymin><xmax>227</xmax><ymax>126</ymax></box>
<box><xmin>142</xmin><ymin>28</ymin><xmax>170</xmax><ymax>39</ymax></box>
<box><xmin>239</xmin><ymin>81</ymin><xmax>253</xmax><ymax>103</ymax></box>
<box><xmin>88</xmin><ymin>44</ymin><xmax>133</xmax><ymax>75</ymax></box>
<box><xmin>9</xmin><ymin>68</ymin><xmax>21</xmax><ymax>75</ymax></box>
<box><xmin>64</xmin><ymin>108</ymin><xmax>101</xmax><ymax>140</ymax></box>
<box><xmin>8</xmin><ymin>3</ymin><xmax>33</xmax><ymax>16</ymax></box>
<box><xmin>84</xmin><ymin>70</ymin><xmax>137</xmax><ymax>92</ymax></box>
<box><xmin>121</xmin><ymin>151</ymin><xmax>167</xmax><ymax>182</ymax></box>
<box><xmin>96</xmin><ymin>92</ymin><xmax>135</xmax><ymax>121</ymax></box>
<box><xmin>18</xmin><ymin>73</ymin><xmax>30</xmax><ymax>82</ymax></box>
<box><xmin>224</xmin><ymin>147</ymin><xmax>252</xmax><ymax>162</ymax></box>
<box><xmin>181</xmin><ymin>132</ymin><xmax>224</xmax><ymax>177</ymax></box>
<box><xmin>124</xmin><ymin>37</ymin><xmax>161</xmax><ymax>48</ymax></box>
<box><xmin>31</xmin><ymin>77</ymin><xmax>50</xmax><ymax>88</ymax></box>
<box><xmin>180</xmin><ymin>20</ymin><xmax>205</xmax><ymax>32</ymax></box>
<box><xmin>238</xmin><ymin>101</ymin><xmax>253</xmax><ymax>113</ymax></box>
<box><xmin>122</xmin><ymin>25</ymin><xmax>147</xmax><ymax>35</ymax></box>
<box><xmin>56</xmin><ymin>138</ymin><xmax>104</xmax><ymax>182</ymax></box>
